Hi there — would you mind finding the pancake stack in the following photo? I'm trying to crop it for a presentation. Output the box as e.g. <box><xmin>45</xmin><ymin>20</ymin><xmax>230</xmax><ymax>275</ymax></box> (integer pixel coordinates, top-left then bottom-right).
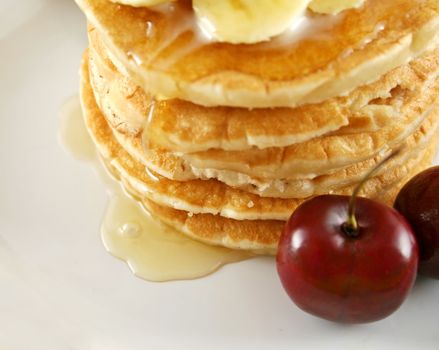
<box><xmin>75</xmin><ymin>0</ymin><xmax>439</xmax><ymax>254</ymax></box>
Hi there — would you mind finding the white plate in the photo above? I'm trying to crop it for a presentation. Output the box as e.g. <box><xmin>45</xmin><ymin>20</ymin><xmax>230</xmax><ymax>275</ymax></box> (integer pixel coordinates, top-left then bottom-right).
<box><xmin>1</xmin><ymin>1</ymin><xmax>439</xmax><ymax>349</ymax></box>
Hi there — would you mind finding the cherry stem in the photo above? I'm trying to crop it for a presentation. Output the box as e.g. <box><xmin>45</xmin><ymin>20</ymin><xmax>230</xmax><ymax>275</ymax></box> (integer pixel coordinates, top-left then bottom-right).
<box><xmin>342</xmin><ymin>147</ymin><xmax>404</xmax><ymax>238</ymax></box>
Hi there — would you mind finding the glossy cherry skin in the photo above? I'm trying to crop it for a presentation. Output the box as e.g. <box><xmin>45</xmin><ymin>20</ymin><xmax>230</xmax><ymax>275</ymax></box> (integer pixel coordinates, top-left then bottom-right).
<box><xmin>394</xmin><ymin>166</ymin><xmax>439</xmax><ymax>278</ymax></box>
<box><xmin>277</xmin><ymin>195</ymin><xmax>418</xmax><ymax>324</ymax></box>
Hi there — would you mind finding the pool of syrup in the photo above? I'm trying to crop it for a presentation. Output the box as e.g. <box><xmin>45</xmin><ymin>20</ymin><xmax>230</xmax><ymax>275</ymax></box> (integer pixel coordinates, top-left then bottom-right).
<box><xmin>59</xmin><ymin>96</ymin><xmax>253</xmax><ymax>282</ymax></box>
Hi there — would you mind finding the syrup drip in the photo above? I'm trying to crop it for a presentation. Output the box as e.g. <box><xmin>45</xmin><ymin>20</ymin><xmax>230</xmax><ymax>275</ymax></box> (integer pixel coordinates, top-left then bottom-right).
<box><xmin>141</xmin><ymin>100</ymin><xmax>156</xmax><ymax>152</ymax></box>
<box><xmin>59</xmin><ymin>96</ymin><xmax>96</xmax><ymax>161</ymax></box>
<box><xmin>102</xmin><ymin>194</ymin><xmax>252</xmax><ymax>282</ymax></box>
<box><xmin>59</xmin><ymin>96</ymin><xmax>253</xmax><ymax>282</ymax></box>
<box><xmin>134</xmin><ymin>0</ymin><xmax>210</xmax><ymax>69</ymax></box>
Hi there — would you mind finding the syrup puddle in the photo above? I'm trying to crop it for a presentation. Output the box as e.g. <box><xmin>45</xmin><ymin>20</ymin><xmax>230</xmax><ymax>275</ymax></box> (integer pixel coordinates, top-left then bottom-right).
<box><xmin>59</xmin><ymin>96</ymin><xmax>252</xmax><ymax>282</ymax></box>
<box><xmin>103</xmin><ymin>194</ymin><xmax>250</xmax><ymax>282</ymax></box>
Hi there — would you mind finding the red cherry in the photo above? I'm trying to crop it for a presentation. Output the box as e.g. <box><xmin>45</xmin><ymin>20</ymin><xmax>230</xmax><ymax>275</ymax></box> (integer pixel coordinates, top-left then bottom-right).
<box><xmin>394</xmin><ymin>166</ymin><xmax>439</xmax><ymax>278</ymax></box>
<box><xmin>277</xmin><ymin>195</ymin><xmax>418</xmax><ymax>323</ymax></box>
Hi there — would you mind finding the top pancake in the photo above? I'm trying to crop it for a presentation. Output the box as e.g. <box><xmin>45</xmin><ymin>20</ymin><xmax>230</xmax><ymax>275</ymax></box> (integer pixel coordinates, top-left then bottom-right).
<box><xmin>88</xmin><ymin>28</ymin><xmax>439</xmax><ymax>156</ymax></box>
<box><xmin>75</xmin><ymin>0</ymin><xmax>439</xmax><ymax>107</ymax></box>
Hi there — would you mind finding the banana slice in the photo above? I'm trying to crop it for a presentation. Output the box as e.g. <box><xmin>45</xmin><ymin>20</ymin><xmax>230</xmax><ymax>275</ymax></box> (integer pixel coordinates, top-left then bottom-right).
<box><xmin>110</xmin><ymin>0</ymin><xmax>172</xmax><ymax>7</ymax></box>
<box><xmin>193</xmin><ymin>0</ymin><xmax>312</xmax><ymax>44</ymax></box>
<box><xmin>309</xmin><ymin>0</ymin><xmax>366</xmax><ymax>15</ymax></box>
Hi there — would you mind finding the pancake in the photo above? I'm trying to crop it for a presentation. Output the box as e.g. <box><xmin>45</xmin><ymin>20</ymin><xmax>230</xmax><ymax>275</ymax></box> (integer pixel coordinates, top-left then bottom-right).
<box><xmin>80</xmin><ymin>53</ymin><xmax>439</xmax><ymax>222</ymax></box>
<box><xmin>88</xmin><ymin>27</ymin><xmax>439</xmax><ymax>153</ymax></box>
<box><xmin>75</xmin><ymin>0</ymin><xmax>439</xmax><ymax>107</ymax></box>
<box><xmin>116</xmin><ymin>117</ymin><xmax>439</xmax><ymax>199</ymax></box>
<box><xmin>138</xmin><ymin>144</ymin><xmax>434</xmax><ymax>254</ymax></box>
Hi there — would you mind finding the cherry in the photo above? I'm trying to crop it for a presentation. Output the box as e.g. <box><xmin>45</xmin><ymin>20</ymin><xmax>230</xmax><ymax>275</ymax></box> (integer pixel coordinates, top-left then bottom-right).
<box><xmin>276</xmin><ymin>151</ymin><xmax>419</xmax><ymax>323</ymax></box>
<box><xmin>394</xmin><ymin>166</ymin><xmax>439</xmax><ymax>278</ymax></box>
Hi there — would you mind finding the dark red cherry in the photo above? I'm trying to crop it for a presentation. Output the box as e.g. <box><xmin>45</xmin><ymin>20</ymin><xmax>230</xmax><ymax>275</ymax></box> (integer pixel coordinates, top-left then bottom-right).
<box><xmin>277</xmin><ymin>195</ymin><xmax>418</xmax><ymax>323</ymax></box>
<box><xmin>394</xmin><ymin>166</ymin><xmax>439</xmax><ymax>278</ymax></box>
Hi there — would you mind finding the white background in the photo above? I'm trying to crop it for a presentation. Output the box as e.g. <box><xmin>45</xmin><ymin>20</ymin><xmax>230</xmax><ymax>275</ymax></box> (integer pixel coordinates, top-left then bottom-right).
<box><xmin>1</xmin><ymin>1</ymin><xmax>439</xmax><ymax>349</ymax></box>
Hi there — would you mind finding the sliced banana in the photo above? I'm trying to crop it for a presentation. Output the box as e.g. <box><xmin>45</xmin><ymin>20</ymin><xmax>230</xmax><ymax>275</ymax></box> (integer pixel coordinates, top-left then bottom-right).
<box><xmin>309</xmin><ymin>0</ymin><xmax>366</xmax><ymax>15</ymax></box>
<box><xmin>193</xmin><ymin>0</ymin><xmax>312</xmax><ymax>44</ymax></box>
<box><xmin>110</xmin><ymin>0</ymin><xmax>172</xmax><ymax>7</ymax></box>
